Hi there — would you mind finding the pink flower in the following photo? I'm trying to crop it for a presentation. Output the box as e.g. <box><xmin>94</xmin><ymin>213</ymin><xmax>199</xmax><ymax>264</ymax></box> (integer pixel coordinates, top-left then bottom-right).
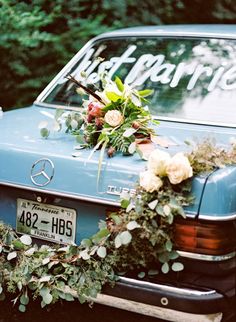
<box><xmin>88</xmin><ymin>102</ymin><xmax>103</xmax><ymax>117</ymax></box>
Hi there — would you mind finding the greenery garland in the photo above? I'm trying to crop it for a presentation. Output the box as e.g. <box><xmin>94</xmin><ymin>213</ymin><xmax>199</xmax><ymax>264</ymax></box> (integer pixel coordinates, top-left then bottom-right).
<box><xmin>0</xmin><ymin>140</ymin><xmax>235</xmax><ymax>312</ymax></box>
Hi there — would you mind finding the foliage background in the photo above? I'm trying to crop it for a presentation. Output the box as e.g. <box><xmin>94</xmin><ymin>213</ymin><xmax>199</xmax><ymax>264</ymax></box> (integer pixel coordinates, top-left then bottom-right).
<box><xmin>0</xmin><ymin>0</ymin><xmax>236</xmax><ymax>110</ymax></box>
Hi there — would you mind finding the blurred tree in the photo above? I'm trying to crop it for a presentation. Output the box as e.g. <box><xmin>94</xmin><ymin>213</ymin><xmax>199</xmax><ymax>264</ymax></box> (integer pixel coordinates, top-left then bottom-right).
<box><xmin>0</xmin><ymin>0</ymin><xmax>235</xmax><ymax>109</ymax></box>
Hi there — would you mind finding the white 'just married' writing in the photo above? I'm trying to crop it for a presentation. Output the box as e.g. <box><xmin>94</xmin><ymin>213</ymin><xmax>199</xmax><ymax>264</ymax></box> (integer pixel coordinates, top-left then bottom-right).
<box><xmin>70</xmin><ymin>45</ymin><xmax>236</xmax><ymax>91</ymax></box>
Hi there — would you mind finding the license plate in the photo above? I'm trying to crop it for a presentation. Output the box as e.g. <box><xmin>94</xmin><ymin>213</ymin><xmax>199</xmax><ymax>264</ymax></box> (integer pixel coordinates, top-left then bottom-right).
<box><xmin>16</xmin><ymin>198</ymin><xmax>76</xmax><ymax>244</ymax></box>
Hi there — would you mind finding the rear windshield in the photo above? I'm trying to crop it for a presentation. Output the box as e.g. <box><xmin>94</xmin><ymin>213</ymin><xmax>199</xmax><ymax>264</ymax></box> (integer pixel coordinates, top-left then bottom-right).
<box><xmin>43</xmin><ymin>36</ymin><xmax>236</xmax><ymax>125</ymax></box>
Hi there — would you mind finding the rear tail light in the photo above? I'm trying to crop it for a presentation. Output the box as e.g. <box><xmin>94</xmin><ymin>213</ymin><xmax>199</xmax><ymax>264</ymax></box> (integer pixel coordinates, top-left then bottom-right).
<box><xmin>174</xmin><ymin>218</ymin><xmax>236</xmax><ymax>256</ymax></box>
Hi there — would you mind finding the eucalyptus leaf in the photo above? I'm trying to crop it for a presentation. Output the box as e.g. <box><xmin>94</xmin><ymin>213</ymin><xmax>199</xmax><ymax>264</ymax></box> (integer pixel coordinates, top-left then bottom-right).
<box><xmin>19</xmin><ymin>304</ymin><xmax>26</xmax><ymax>313</ymax></box>
<box><xmin>39</xmin><ymin>276</ymin><xmax>51</xmax><ymax>283</ymax></box>
<box><xmin>172</xmin><ymin>262</ymin><xmax>184</xmax><ymax>272</ymax></box>
<box><xmin>120</xmin><ymin>231</ymin><xmax>132</xmax><ymax>245</ymax></box>
<box><xmin>114</xmin><ymin>234</ymin><xmax>122</xmax><ymax>249</ymax></box>
<box><xmin>65</xmin><ymin>293</ymin><xmax>74</xmax><ymax>301</ymax></box>
<box><xmin>161</xmin><ymin>262</ymin><xmax>169</xmax><ymax>274</ymax></box>
<box><xmin>17</xmin><ymin>235</ymin><xmax>32</xmax><ymax>246</ymax></box>
<box><xmin>148</xmin><ymin>199</ymin><xmax>158</xmax><ymax>210</ymax></box>
<box><xmin>42</xmin><ymin>257</ymin><xmax>50</xmax><ymax>265</ymax></box>
<box><xmin>20</xmin><ymin>294</ymin><xmax>29</xmax><ymax>305</ymax></box>
<box><xmin>43</xmin><ymin>293</ymin><xmax>53</xmax><ymax>305</ymax></box>
<box><xmin>138</xmin><ymin>272</ymin><xmax>145</xmax><ymax>279</ymax></box>
<box><xmin>7</xmin><ymin>251</ymin><xmax>17</xmax><ymax>261</ymax></box>
<box><xmin>148</xmin><ymin>269</ymin><xmax>159</xmax><ymax>276</ymax></box>
<box><xmin>80</xmin><ymin>250</ymin><xmax>90</xmax><ymax>260</ymax></box>
<box><xmin>127</xmin><ymin>221</ymin><xmax>140</xmax><ymax>231</ymax></box>
<box><xmin>97</xmin><ymin>246</ymin><xmax>107</xmax><ymax>258</ymax></box>
<box><xmin>163</xmin><ymin>205</ymin><xmax>171</xmax><ymax>216</ymax></box>
<box><xmin>165</xmin><ymin>240</ymin><xmax>173</xmax><ymax>252</ymax></box>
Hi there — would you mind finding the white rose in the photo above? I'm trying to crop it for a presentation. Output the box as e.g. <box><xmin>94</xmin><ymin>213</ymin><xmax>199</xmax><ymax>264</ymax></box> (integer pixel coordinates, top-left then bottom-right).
<box><xmin>166</xmin><ymin>153</ymin><xmax>193</xmax><ymax>185</ymax></box>
<box><xmin>139</xmin><ymin>171</ymin><xmax>163</xmax><ymax>193</ymax></box>
<box><xmin>147</xmin><ymin>149</ymin><xmax>171</xmax><ymax>176</ymax></box>
<box><xmin>104</xmin><ymin>110</ymin><xmax>123</xmax><ymax>127</ymax></box>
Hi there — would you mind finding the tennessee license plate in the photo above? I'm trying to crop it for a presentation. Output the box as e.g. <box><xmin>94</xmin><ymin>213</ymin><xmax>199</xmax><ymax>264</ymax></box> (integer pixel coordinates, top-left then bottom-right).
<box><xmin>16</xmin><ymin>198</ymin><xmax>76</xmax><ymax>244</ymax></box>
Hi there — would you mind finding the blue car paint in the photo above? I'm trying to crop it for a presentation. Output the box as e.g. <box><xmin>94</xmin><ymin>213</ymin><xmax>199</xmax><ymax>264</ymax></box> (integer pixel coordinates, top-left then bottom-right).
<box><xmin>0</xmin><ymin>25</ymin><xmax>236</xmax><ymax>244</ymax></box>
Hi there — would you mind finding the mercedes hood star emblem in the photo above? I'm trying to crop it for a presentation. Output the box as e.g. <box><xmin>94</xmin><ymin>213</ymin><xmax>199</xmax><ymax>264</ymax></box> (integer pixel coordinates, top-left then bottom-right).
<box><xmin>30</xmin><ymin>158</ymin><xmax>55</xmax><ymax>186</ymax></box>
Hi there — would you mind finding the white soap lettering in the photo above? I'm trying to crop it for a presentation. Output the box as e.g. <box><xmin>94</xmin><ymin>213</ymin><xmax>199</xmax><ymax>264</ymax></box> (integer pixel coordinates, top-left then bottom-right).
<box><xmin>187</xmin><ymin>65</ymin><xmax>213</xmax><ymax>90</ymax></box>
<box><xmin>108</xmin><ymin>45</ymin><xmax>137</xmax><ymax>79</ymax></box>
<box><xmin>207</xmin><ymin>66</ymin><xmax>225</xmax><ymax>91</ymax></box>
<box><xmin>132</xmin><ymin>55</ymin><xmax>165</xmax><ymax>86</ymax></box>
<box><xmin>125</xmin><ymin>54</ymin><xmax>156</xmax><ymax>84</ymax></box>
<box><xmin>220</xmin><ymin>66</ymin><xmax>236</xmax><ymax>90</ymax></box>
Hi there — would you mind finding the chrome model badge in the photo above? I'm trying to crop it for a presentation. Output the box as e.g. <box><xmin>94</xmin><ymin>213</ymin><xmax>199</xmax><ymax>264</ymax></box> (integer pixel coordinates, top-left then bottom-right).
<box><xmin>30</xmin><ymin>158</ymin><xmax>55</xmax><ymax>187</ymax></box>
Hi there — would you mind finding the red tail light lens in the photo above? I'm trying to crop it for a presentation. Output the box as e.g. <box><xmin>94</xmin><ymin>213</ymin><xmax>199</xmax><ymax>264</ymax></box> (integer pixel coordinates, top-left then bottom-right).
<box><xmin>174</xmin><ymin>218</ymin><xmax>236</xmax><ymax>256</ymax></box>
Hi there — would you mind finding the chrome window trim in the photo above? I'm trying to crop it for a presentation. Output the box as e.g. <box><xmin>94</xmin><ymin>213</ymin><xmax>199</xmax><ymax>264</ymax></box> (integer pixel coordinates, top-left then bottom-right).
<box><xmin>35</xmin><ymin>101</ymin><xmax>236</xmax><ymax>128</ymax></box>
<box><xmin>178</xmin><ymin>250</ymin><xmax>236</xmax><ymax>261</ymax></box>
<box><xmin>1</xmin><ymin>181</ymin><xmax>236</xmax><ymax>221</ymax></box>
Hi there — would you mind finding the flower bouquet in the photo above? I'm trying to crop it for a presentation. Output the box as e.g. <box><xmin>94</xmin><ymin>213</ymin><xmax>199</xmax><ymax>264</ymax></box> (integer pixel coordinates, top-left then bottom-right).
<box><xmin>42</xmin><ymin>75</ymin><xmax>158</xmax><ymax>160</ymax></box>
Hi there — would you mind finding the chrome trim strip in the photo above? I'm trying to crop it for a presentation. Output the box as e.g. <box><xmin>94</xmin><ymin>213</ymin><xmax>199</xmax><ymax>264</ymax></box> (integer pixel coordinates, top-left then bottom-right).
<box><xmin>119</xmin><ymin>276</ymin><xmax>216</xmax><ymax>297</ymax></box>
<box><xmin>93</xmin><ymin>294</ymin><xmax>223</xmax><ymax>322</ymax></box>
<box><xmin>178</xmin><ymin>250</ymin><xmax>236</xmax><ymax>261</ymax></box>
<box><xmin>1</xmin><ymin>181</ymin><xmax>236</xmax><ymax>221</ymax></box>
<box><xmin>93</xmin><ymin>29</ymin><xmax>236</xmax><ymax>40</ymax></box>
<box><xmin>35</xmin><ymin>101</ymin><xmax>236</xmax><ymax>128</ymax></box>
<box><xmin>0</xmin><ymin>181</ymin><xmax>120</xmax><ymax>207</ymax></box>
<box><xmin>199</xmin><ymin>213</ymin><xmax>236</xmax><ymax>221</ymax></box>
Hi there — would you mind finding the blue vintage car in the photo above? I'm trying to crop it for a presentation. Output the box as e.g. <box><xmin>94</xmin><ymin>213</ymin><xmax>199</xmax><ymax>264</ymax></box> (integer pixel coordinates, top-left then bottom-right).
<box><xmin>0</xmin><ymin>25</ymin><xmax>235</xmax><ymax>321</ymax></box>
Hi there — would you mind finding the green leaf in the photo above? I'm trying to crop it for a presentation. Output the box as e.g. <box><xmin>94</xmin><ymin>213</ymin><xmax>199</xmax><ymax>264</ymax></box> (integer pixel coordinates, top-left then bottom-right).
<box><xmin>119</xmin><ymin>231</ymin><xmax>132</xmax><ymax>245</ymax></box>
<box><xmin>115</xmin><ymin>76</ymin><xmax>124</xmax><ymax>92</ymax></box>
<box><xmin>161</xmin><ymin>262</ymin><xmax>169</xmax><ymax>274</ymax></box>
<box><xmin>97</xmin><ymin>246</ymin><xmax>107</xmax><ymax>258</ymax></box>
<box><xmin>123</xmin><ymin>128</ymin><xmax>136</xmax><ymax>138</ymax></box>
<box><xmin>138</xmin><ymin>89</ymin><xmax>154</xmax><ymax>97</ymax></box>
<box><xmin>39</xmin><ymin>287</ymin><xmax>50</xmax><ymax>297</ymax></box>
<box><xmin>165</xmin><ymin>240</ymin><xmax>173</xmax><ymax>252</ymax></box>
<box><xmin>19</xmin><ymin>304</ymin><xmax>26</xmax><ymax>313</ymax></box>
<box><xmin>169</xmin><ymin>251</ymin><xmax>179</xmax><ymax>260</ymax></box>
<box><xmin>110</xmin><ymin>213</ymin><xmax>122</xmax><ymax>225</ymax></box>
<box><xmin>12</xmin><ymin>240</ymin><xmax>25</xmax><ymax>250</ymax></box>
<box><xmin>81</xmin><ymin>238</ymin><xmax>92</xmax><ymax>248</ymax></box>
<box><xmin>121</xmin><ymin>199</ymin><xmax>130</xmax><ymax>209</ymax></box>
<box><xmin>172</xmin><ymin>262</ymin><xmax>184</xmax><ymax>272</ymax></box>
<box><xmin>65</xmin><ymin>293</ymin><xmax>74</xmax><ymax>301</ymax></box>
<box><xmin>40</xmin><ymin>128</ymin><xmax>50</xmax><ymax>138</ymax></box>
<box><xmin>105</xmin><ymin>91</ymin><xmax>121</xmax><ymax>102</ymax></box>
<box><xmin>147</xmin><ymin>269</ymin><xmax>159</xmax><ymax>276</ymax></box>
